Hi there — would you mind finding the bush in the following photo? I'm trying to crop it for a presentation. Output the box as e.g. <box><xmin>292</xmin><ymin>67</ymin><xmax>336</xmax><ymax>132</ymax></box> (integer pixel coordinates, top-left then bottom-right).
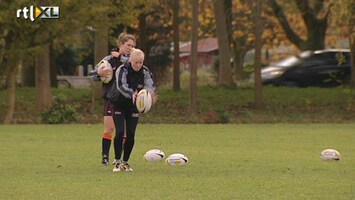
<box><xmin>41</xmin><ymin>94</ymin><xmax>81</xmax><ymax>124</ymax></box>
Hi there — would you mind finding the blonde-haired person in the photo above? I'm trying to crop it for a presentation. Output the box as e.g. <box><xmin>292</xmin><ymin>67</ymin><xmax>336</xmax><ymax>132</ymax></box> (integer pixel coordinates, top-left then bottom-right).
<box><xmin>112</xmin><ymin>48</ymin><xmax>157</xmax><ymax>172</ymax></box>
<box><xmin>95</xmin><ymin>33</ymin><xmax>136</xmax><ymax>166</ymax></box>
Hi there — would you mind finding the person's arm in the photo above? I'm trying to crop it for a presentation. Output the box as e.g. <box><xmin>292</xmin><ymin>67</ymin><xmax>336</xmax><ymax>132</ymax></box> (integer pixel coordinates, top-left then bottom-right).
<box><xmin>116</xmin><ymin>66</ymin><xmax>135</xmax><ymax>99</ymax></box>
<box><xmin>142</xmin><ymin>66</ymin><xmax>158</xmax><ymax>105</ymax></box>
<box><xmin>142</xmin><ymin>66</ymin><xmax>156</xmax><ymax>93</ymax></box>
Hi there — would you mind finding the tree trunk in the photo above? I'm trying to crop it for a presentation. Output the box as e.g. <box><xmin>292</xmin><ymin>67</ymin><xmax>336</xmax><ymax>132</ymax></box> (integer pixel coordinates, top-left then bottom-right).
<box><xmin>349</xmin><ymin>0</ymin><xmax>355</xmax><ymax>88</ymax></box>
<box><xmin>138</xmin><ymin>13</ymin><xmax>148</xmax><ymax>56</ymax></box>
<box><xmin>173</xmin><ymin>0</ymin><xmax>181</xmax><ymax>91</ymax></box>
<box><xmin>92</xmin><ymin>27</ymin><xmax>108</xmax><ymax>108</ymax></box>
<box><xmin>254</xmin><ymin>0</ymin><xmax>263</xmax><ymax>108</ymax></box>
<box><xmin>4</xmin><ymin>61</ymin><xmax>19</xmax><ymax>124</ymax></box>
<box><xmin>49</xmin><ymin>40</ymin><xmax>58</xmax><ymax>88</ymax></box>
<box><xmin>213</xmin><ymin>0</ymin><xmax>234</xmax><ymax>87</ymax></box>
<box><xmin>36</xmin><ymin>43</ymin><xmax>52</xmax><ymax>112</ymax></box>
<box><xmin>224</xmin><ymin>0</ymin><xmax>232</xmax><ymax>44</ymax></box>
<box><xmin>232</xmin><ymin>40</ymin><xmax>249</xmax><ymax>86</ymax></box>
<box><xmin>227</xmin><ymin>1</ymin><xmax>242</xmax><ymax>85</ymax></box>
<box><xmin>22</xmin><ymin>60</ymin><xmax>35</xmax><ymax>87</ymax></box>
<box><xmin>351</xmin><ymin>42</ymin><xmax>355</xmax><ymax>88</ymax></box>
<box><xmin>236</xmin><ymin>52</ymin><xmax>248</xmax><ymax>83</ymax></box>
<box><xmin>189</xmin><ymin>0</ymin><xmax>198</xmax><ymax>114</ymax></box>
<box><xmin>3</xmin><ymin>30</ymin><xmax>17</xmax><ymax>124</ymax></box>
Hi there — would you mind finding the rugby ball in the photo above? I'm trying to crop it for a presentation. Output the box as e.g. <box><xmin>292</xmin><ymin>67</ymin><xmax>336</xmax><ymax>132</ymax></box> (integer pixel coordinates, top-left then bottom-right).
<box><xmin>143</xmin><ymin>149</ymin><xmax>165</xmax><ymax>162</ymax></box>
<box><xmin>136</xmin><ymin>89</ymin><xmax>152</xmax><ymax>113</ymax></box>
<box><xmin>166</xmin><ymin>153</ymin><xmax>189</xmax><ymax>166</ymax></box>
<box><xmin>98</xmin><ymin>60</ymin><xmax>113</xmax><ymax>84</ymax></box>
<box><xmin>320</xmin><ymin>149</ymin><xmax>341</xmax><ymax>161</ymax></box>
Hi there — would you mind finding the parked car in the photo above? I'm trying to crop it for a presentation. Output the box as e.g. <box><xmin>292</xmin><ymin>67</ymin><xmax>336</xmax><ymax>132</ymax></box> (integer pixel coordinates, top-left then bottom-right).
<box><xmin>261</xmin><ymin>49</ymin><xmax>352</xmax><ymax>87</ymax></box>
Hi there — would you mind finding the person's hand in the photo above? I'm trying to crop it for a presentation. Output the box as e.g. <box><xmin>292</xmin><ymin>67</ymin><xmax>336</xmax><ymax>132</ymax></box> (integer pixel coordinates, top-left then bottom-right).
<box><xmin>132</xmin><ymin>91</ymin><xmax>138</xmax><ymax>104</ymax></box>
<box><xmin>151</xmin><ymin>91</ymin><xmax>158</xmax><ymax>105</ymax></box>
<box><xmin>111</xmin><ymin>51</ymin><xmax>120</xmax><ymax>58</ymax></box>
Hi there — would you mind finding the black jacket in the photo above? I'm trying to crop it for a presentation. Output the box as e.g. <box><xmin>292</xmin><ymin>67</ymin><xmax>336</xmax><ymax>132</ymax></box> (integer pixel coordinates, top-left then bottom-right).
<box><xmin>114</xmin><ymin>62</ymin><xmax>156</xmax><ymax>108</ymax></box>
<box><xmin>95</xmin><ymin>54</ymin><xmax>129</xmax><ymax>100</ymax></box>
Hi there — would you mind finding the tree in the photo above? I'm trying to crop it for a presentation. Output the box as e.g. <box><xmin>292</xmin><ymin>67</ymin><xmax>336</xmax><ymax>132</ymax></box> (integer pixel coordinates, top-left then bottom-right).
<box><xmin>3</xmin><ymin>36</ymin><xmax>19</xmax><ymax>124</ymax></box>
<box><xmin>349</xmin><ymin>1</ymin><xmax>355</xmax><ymax>88</ymax></box>
<box><xmin>36</xmin><ymin>42</ymin><xmax>52</xmax><ymax>112</ymax></box>
<box><xmin>0</xmin><ymin>1</ymin><xmax>43</xmax><ymax>123</ymax></box>
<box><xmin>173</xmin><ymin>0</ymin><xmax>181</xmax><ymax>91</ymax></box>
<box><xmin>267</xmin><ymin>0</ymin><xmax>330</xmax><ymax>50</ymax></box>
<box><xmin>0</xmin><ymin>0</ymin><xmax>124</xmax><ymax>123</ymax></box>
<box><xmin>3</xmin><ymin>61</ymin><xmax>18</xmax><ymax>123</ymax></box>
<box><xmin>331</xmin><ymin>0</ymin><xmax>355</xmax><ymax>87</ymax></box>
<box><xmin>229</xmin><ymin>0</ymin><xmax>255</xmax><ymax>85</ymax></box>
<box><xmin>254</xmin><ymin>0</ymin><xmax>264</xmax><ymax>108</ymax></box>
<box><xmin>131</xmin><ymin>1</ymin><xmax>172</xmax><ymax>85</ymax></box>
<box><xmin>189</xmin><ymin>0</ymin><xmax>199</xmax><ymax>114</ymax></box>
<box><xmin>92</xmin><ymin>26</ymin><xmax>109</xmax><ymax>106</ymax></box>
<box><xmin>177</xmin><ymin>0</ymin><xmax>216</xmax><ymax>41</ymax></box>
<box><xmin>213</xmin><ymin>0</ymin><xmax>234</xmax><ymax>87</ymax></box>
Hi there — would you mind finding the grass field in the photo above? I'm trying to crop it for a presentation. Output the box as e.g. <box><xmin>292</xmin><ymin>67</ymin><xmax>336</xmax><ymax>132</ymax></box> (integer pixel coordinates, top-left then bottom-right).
<box><xmin>0</xmin><ymin>124</ymin><xmax>354</xmax><ymax>200</ymax></box>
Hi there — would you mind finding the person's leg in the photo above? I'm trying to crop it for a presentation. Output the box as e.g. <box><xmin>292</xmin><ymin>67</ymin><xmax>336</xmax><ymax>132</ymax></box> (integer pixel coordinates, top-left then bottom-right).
<box><xmin>112</xmin><ymin>110</ymin><xmax>125</xmax><ymax>162</ymax></box>
<box><xmin>112</xmin><ymin>109</ymin><xmax>126</xmax><ymax>172</ymax></box>
<box><xmin>101</xmin><ymin>101</ymin><xmax>115</xmax><ymax>165</ymax></box>
<box><xmin>120</xmin><ymin>112</ymin><xmax>139</xmax><ymax>172</ymax></box>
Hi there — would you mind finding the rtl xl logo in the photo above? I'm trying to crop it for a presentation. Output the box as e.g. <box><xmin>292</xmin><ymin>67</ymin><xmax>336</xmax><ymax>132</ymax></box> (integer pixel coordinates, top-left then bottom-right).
<box><xmin>16</xmin><ymin>5</ymin><xmax>59</xmax><ymax>21</ymax></box>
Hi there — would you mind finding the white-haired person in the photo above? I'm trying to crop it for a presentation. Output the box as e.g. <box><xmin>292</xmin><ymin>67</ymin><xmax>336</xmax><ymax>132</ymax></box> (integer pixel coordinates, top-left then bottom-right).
<box><xmin>95</xmin><ymin>33</ymin><xmax>135</xmax><ymax>166</ymax></box>
<box><xmin>111</xmin><ymin>48</ymin><xmax>157</xmax><ymax>172</ymax></box>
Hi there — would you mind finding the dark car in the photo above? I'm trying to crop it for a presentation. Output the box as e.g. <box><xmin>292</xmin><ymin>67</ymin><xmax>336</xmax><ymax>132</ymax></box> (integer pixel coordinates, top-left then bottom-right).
<box><xmin>261</xmin><ymin>49</ymin><xmax>352</xmax><ymax>87</ymax></box>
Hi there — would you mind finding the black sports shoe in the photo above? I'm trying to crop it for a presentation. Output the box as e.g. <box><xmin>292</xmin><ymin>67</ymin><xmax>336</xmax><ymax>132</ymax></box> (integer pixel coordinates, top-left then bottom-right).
<box><xmin>102</xmin><ymin>155</ymin><xmax>109</xmax><ymax>166</ymax></box>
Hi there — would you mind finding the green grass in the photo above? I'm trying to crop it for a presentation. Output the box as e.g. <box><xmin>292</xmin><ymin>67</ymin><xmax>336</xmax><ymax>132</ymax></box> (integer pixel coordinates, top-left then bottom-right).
<box><xmin>1</xmin><ymin>124</ymin><xmax>354</xmax><ymax>199</ymax></box>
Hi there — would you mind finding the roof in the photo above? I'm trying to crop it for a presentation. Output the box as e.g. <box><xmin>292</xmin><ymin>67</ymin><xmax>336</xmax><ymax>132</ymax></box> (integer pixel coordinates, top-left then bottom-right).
<box><xmin>179</xmin><ymin>37</ymin><xmax>218</xmax><ymax>53</ymax></box>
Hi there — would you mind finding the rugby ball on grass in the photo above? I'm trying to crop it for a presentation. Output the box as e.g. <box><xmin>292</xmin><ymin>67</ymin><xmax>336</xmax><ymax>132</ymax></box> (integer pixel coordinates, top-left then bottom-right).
<box><xmin>143</xmin><ymin>149</ymin><xmax>165</xmax><ymax>162</ymax></box>
<box><xmin>166</xmin><ymin>153</ymin><xmax>189</xmax><ymax>166</ymax></box>
<box><xmin>320</xmin><ymin>149</ymin><xmax>341</xmax><ymax>161</ymax></box>
<box><xmin>98</xmin><ymin>60</ymin><xmax>113</xmax><ymax>84</ymax></box>
<box><xmin>136</xmin><ymin>89</ymin><xmax>152</xmax><ymax>113</ymax></box>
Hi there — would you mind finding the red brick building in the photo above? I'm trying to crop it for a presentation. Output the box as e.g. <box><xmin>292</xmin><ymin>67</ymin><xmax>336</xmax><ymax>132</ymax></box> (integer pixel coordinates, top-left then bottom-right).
<box><xmin>179</xmin><ymin>37</ymin><xmax>218</xmax><ymax>70</ymax></box>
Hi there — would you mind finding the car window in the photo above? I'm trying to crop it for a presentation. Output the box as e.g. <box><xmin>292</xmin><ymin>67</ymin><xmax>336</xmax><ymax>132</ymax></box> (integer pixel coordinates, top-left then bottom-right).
<box><xmin>318</xmin><ymin>53</ymin><xmax>337</xmax><ymax>65</ymax></box>
<box><xmin>272</xmin><ymin>50</ymin><xmax>350</xmax><ymax>68</ymax></box>
<box><xmin>298</xmin><ymin>54</ymin><xmax>328</xmax><ymax>67</ymax></box>
<box><xmin>298</xmin><ymin>52</ymin><xmax>350</xmax><ymax>67</ymax></box>
<box><xmin>335</xmin><ymin>52</ymin><xmax>351</xmax><ymax>65</ymax></box>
